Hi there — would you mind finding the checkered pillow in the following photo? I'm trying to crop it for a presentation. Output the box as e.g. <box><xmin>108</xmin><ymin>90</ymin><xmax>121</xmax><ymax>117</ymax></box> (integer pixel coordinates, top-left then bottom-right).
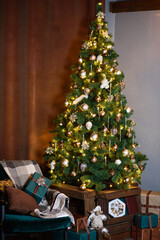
<box><xmin>0</xmin><ymin>160</ymin><xmax>42</xmax><ymax>189</ymax></box>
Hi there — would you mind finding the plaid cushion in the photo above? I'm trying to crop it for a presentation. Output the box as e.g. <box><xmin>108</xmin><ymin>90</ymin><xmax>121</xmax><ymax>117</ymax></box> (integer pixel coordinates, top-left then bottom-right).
<box><xmin>0</xmin><ymin>160</ymin><xmax>42</xmax><ymax>189</ymax></box>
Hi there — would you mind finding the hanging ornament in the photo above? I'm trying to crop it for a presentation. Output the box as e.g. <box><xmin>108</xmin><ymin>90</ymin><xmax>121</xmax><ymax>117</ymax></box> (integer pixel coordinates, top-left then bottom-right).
<box><xmin>116</xmin><ymin>116</ymin><xmax>121</xmax><ymax>123</ymax></box>
<box><xmin>80</xmin><ymin>103</ymin><xmax>89</xmax><ymax>111</ymax></box>
<box><xmin>103</xmin><ymin>49</ymin><xmax>107</xmax><ymax>55</ymax></box>
<box><xmin>126</xmin><ymin>107</ymin><xmax>132</xmax><ymax>114</ymax></box>
<box><xmin>96</xmin><ymin>67</ymin><xmax>102</xmax><ymax>73</ymax></box>
<box><xmin>92</xmin><ymin>41</ymin><xmax>97</xmax><ymax>48</ymax></box>
<box><xmin>131</xmin><ymin>158</ymin><xmax>136</xmax><ymax>163</ymax></box>
<box><xmin>75</xmin><ymin>141</ymin><xmax>81</xmax><ymax>147</ymax></box>
<box><xmin>65</xmin><ymin>100</ymin><xmax>69</xmax><ymax>106</ymax></box>
<box><xmin>78</xmin><ymin>58</ymin><xmax>83</xmax><ymax>64</ymax></box>
<box><xmin>124</xmin><ymin>177</ymin><xmax>130</xmax><ymax>183</ymax></box>
<box><xmin>86</xmin><ymin>121</ymin><xmax>92</xmax><ymax>130</ymax></box>
<box><xmin>90</xmin><ymin>133</ymin><xmax>99</xmax><ymax>141</ymax></box>
<box><xmin>113</xmin><ymin>144</ymin><xmax>118</xmax><ymax>151</ymax></box>
<box><xmin>95</xmin><ymin>96</ymin><xmax>101</xmax><ymax>102</ymax></box>
<box><xmin>79</xmin><ymin>70</ymin><xmax>86</xmax><ymax>79</ymax></box>
<box><xmin>99</xmin><ymin>142</ymin><xmax>105</xmax><ymax>149</ymax></box>
<box><xmin>103</xmin><ymin>126</ymin><xmax>108</xmax><ymax>133</ymax></box>
<box><xmin>50</xmin><ymin>160</ymin><xmax>56</xmax><ymax>170</ymax></box>
<box><xmin>61</xmin><ymin>159</ymin><xmax>69</xmax><ymax>167</ymax></box>
<box><xmin>115</xmin><ymin>95</ymin><xmax>119</xmax><ymax>102</ymax></box>
<box><xmin>84</xmin><ymin>88</ymin><xmax>90</xmax><ymax>95</ymax></box>
<box><xmin>45</xmin><ymin>147</ymin><xmax>54</xmax><ymax>155</ymax></box>
<box><xmin>69</xmin><ymin>113</ymin><xmax>77</xmax><ymax>123</ymax></box>
<box><xmin>91</xmin><ymin>112</ymin><xmax>96</xmax><ymax>118</ymax></box>
<box><xmin>90</xmin><ymin>54</ymin><xmax>96</xmax><ymax>61</ymax></box>
<box><xmin>59</xmin><ymin>122</ymin><xmax>63</xmax><ymax>126</ymax></box>
<box><xmin>110</xmin><ymin>169</ymin><xmax>115</xmax><ymax>176</ymax></box>
<box><xmin>120</xmin><ymin>81</ymin><xmax>126</xmax><ymax>89</ymax></box>
<box><xmin>139</xmin><ymin>164</ymin><xmax>145</xmax><ymax>171</ymax></box>
<box><xmin>100</xmin><ymin>78</ymin><xmax>109</xmax><ymax>89</ymax></box>
<box><xmin>91</xmin><ymin>156</ymin><xmax>97</xmax><ymax>163</ymax></box>
<box><xmin>107</xmin><ymin>95</ymin><xmax>114</xmax><ymax>102</ymax></box>
<box><xmin>115</xmin><ymin>159</ymin><xmax>122</xmax><ymax>165</ymax></box>
<box><xmin>123</xmin><ymin>166</ymin><xmax>129</xmax><ymax>171</ymax></box>
<box><xmin>80</xmin><ymin>183</ymin><xmax>86</xmax><ymax>190</ymax></box>
<box><xmin>99</xmin><ymin>110</ymin><xmax>106</xmax><ymax>117</ymax></box>
<box><xmin>67</xmin><ymin>131</ymin><xmax>72</xmax><ymax>137</ymax></box>
<box><xmin>82</xmin><ymin>41</ymin><xmax>89</xmax><ymax>50</ymax></box>
<box><xmin>132</xmin><ymin>143</ymin><xmax>136</xmax><ymax>149</ymax></box>
<box><xmin>80</xmin><ymin>163</ymin><xmax>87</xmax><ymax>172</ymax></box>
<box><xmin>96</xmin><ymin>11</ymin><xmax>105</xmax><ymax>19</ymax></box>
<box><xmin>71</xmin><ymin>170</ymin><xmax>77</xmax><ymax>177</ymax></box>
<box><xmin>116</xmin><ymin>70</ymin><xmax>122</xmax><ymax>75</ymax></box>
<box><xmin>72</xmin><ymin>83</ymin><xmax>78</xmax><ymax>89</ymax></box>
<box><xmin>122</xmin><ymin>149</ymin><xmax>129</xmax><ymax>157</ymax></box>
<box><xmin>130</xmin><ymin>119</ymin><xmax>136</xmax><ymax>126</ymax></box>
<box><xmin>111</xmin><ymin>127</ymin><xmax>118</xmax><ymax>135</ymax></box>
<box><xmin>81</xmin><ymin>140</ymin><xmax>89</xmax><ymax>150</ymax></box>
<box><xmin>78</xmin><ymin>125</ymin><xmax>83</xmax><ymax>130</ymax></box>
<box><xmin>59</xmin><ymin>142</ymin><xmax>64</xmax><ymax>148</ymax></box>
<box><xmin>126</xmin><ymin>132</ymin><xmax>132</xmax><ymax>138</ymax></box>
<box><xmin>130</xmin><ymin>153</ymin><xmax>135</xmax><ymax>159</ymax></box>
<box><xmin>97</xmin><ymin>55</ymin><xmax>103</xmax><ymax>64</ymax></box>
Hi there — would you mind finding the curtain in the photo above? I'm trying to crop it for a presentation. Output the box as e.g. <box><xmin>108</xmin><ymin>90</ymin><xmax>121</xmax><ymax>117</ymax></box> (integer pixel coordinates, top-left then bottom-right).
<box><xmin>0</xmin><ymin>0</ymin><xmax>105</xmax><ymax>170</ymax></box>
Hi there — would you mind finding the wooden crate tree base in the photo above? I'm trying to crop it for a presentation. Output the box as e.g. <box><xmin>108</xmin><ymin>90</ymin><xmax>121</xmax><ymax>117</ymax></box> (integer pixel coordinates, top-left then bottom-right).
<box><xmin>52</xmin><ymin>183</ymin><xmax>96</xmax><ymax>215</ymax></box>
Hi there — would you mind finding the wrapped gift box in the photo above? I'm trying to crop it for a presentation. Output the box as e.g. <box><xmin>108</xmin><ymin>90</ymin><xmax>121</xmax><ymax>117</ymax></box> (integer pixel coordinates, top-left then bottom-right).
<box><xmin>132</xmin><ymin>225</ymin><xmax>160</xmax><ymax>240</ymax></box>
<box><xmin>25</xmin><ymin>172</ymin><xmax>51</xmax><ymax>203</ymax></box>
<box><xmin>141</xmin><ymin>190</ymin><xmax>160</xmax><ymax>218</ymax></box>
<box><xmin>134</xmin><ymin>213</ymin><xmax>158</xmax><ymax>229</ymax></box>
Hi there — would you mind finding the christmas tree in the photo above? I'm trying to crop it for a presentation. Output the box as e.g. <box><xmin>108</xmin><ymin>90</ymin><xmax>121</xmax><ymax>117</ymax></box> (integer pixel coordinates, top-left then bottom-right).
<box><xmin>44</xmin><ymin>2</ymin><xmax>148</xmax><ymax>191</ymax></box>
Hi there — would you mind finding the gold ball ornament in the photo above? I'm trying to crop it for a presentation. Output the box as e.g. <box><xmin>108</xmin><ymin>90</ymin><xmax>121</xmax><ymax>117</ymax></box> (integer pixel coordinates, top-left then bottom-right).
<box><xmin>123</xmin><ymin>166</ymin><xmax>129</xmax><ymax>171</ymax></box>
<box><xmin>95</xmin><ymin>96</ymin><xmax>101</xmax><ymax>102</ymax></box>
<box><xmin>65</xmin><ymin>100</ymin><xmax>69</xmax><ymax>106</ymax></box>
<box><xmin>110</xmin><ymin>169</ymin><xmax>115</xmax><ymax>176</ymax></box>
<box><xmin>126</xmin><ymin>132</ymin><xmax>132</xmax><ymax>138</ymax></box>
<box><xmin>80</xmin><ymin>183</ymin><xmax>86</xmax><ymax>190</ymax></box>
<box><xmin>78</xmin><ymin>58</ymin><xmax>83</xmax><ymax>64</ymax></box>
<box><xmin>126</xmin><ymin>107</ymin><xmax>132</xmax><ymax>114</ymax></box>
<box><xmin>92</xmin><ymin>41</ymin><xmax>97</xmax><ymax>48</ymax></box>
<box><xmin>116</xmin><ymin>70</ymin><xmax>122</xmax><ymax>75</ymax></box>
<box><xmin>99</xmin><ymin>110</ymin><xmax>106</xmax><ymax>117</ymax></box>
<box><xmin>103</xmin><ymin>127</ymin><xmax>108</xmax><ymax>133</ymax></box>
<box><xmin>81</xmin><ymin>103</ymin><xmax>89</xmax><ymax>111</ymax></box>
<box><xmin>90</xmin><ymin>55</ymin><xmax>96</xmax><ymax>61</ymax></box>
<box><xmin>124</xmin><ymin>177</ymin><xmax>130</xmax><ymax>183</ymax></box>
<box><xmin>79</xmin><ymin>70</ymin><xmax>86</xmax><ymax>79</ymax></box>
<box><xmin>122</xmin><ymin>149</ymin><xmax>129</xmax><ymax>157</ymax></box>
<box><xmin>111</xmin><ymin>127</ymin><xmax>118</xmax><ymax>135</ymax></box>
<box><xmin>90</xmin><ymin>133</ymin><xmax>99</xmax><ymax>141</ymax></box>
<box><xmin>96</xmin><ymin>67</ymin><xmax>102</xmax><ymax>73</ymax></box>
<box><xmin>91</xmin><ymin>156</ymin><xmax>97</xmax><ymax>163</ymax></box>
<box><xmin>75</xmin><ymin>141</ymin><xmax>81</xmax><ymax>147</ymax></box>
<box><xmin>67</xmin><ymin>131</ymin><xmax>72</xmax><ymax>137</ymax></box>
<box><xmin>103</xmin><ymin>49</ymin><xmax>107</xmax><ymax>55</ymax></box>
<box><xmin>113</xmin><ymin>144</ymin><xmax>118</xmax><ymax>151</ymax></box>
<box><xmin>91</xmin><ymin>112</ymin><xmax>96</xmax><ymax>118</ymax></box>
<box><xmin>71</xmin><ymin>170</ymin><xmax>77</xmax><ymax>177</ymax></box>
<box><xmin>61</xmin><ymin>159</ymin><xmax>69</xmax><ymax>167</ymax></box>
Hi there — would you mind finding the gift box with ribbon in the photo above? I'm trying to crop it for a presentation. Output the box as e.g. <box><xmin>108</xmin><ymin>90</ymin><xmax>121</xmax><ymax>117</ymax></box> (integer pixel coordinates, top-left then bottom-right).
<box><xmin>134</xmin><ymin>213</ymin><xmax>158</xmax><ymax>229</ymax></box>
<box><xmin>25</xmin><ymin>172</ymin><xmax>51</xmax><ymax>204</ymax></box>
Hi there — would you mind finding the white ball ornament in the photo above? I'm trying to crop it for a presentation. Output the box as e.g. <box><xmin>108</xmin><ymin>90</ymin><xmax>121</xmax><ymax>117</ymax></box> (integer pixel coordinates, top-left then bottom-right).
<box><xmin>50</xmin><ymin>160</ymin><xmax>56</xmax><ymax>170</ymax></box>
<box><xmin>80</xmin><ymin>163</ymin><xmax>87</xmax><ymax>172</ymax></box>
<box><xmin>79</xmin><ymin>70</ymin><xmax>86</xmax><ymax>79</ymax></box>
<box><xmin>90</xmin><ymin>133</ymin><xmax>99</xmax><ymax>141</ymax></box>
<box><xmin>126</xmin><ymin>107</ymin><xmax>132</xmax><ymax>114</ymax></box>
<box><xmin>86</xmin><ymin>121</ymin><xmax>92</xmax><ymax>130</ymax></box>
<box><xmin>122</xmin><ymin>149</ymin><xmax>129</xmax><ymax>157</ymax></box>
<box><xmin>115</xmin><ymin>159</ymin><xmax>122</xmax><ymax>165</ymax></box>
<box><xmin>81</xmin><ymin>103</ymin><xmax>89</xmax><ymax>111</ymax></box>
<box><xmin>61</xmin><ymin>159</ymin><xmax>69</xmax><ymax>167</ymax></box>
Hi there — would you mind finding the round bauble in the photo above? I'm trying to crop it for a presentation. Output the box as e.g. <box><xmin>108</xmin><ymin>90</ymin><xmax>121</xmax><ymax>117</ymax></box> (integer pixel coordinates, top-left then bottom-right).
<box><xmin>92</xmin><ymin>41</ymin><xmax>97</xmax><ymax>48</ymax></box>
<box><xmin>99</xmin><ymin>110</ymin><xmax>106</xmax><ymax>117</ymax></box>
<box><xmin>97</xmin><ymin>55</ymin><xmax>103</xmax><ymax>63</ymax></box>
<box><xmin>130</xmin><ymin>153</ymin><xmax>135</xmax><ymax>159</ymax></box>
<box><xmin>124</xmin><ymin>177</ymin><xmax>130</xmax><ymax>183</ymax></box>
<box><xmin>50</xmin><ymin>160</ymin><xmax>56</xmax><ymax>170</ymax></box>
<box><xmin>65</xmin><ymin>100</ymin><xmax>69</xmax><ymax>106</ymax></box>
<box><xmin>96</xmin><ymin>67</ymin><xmax>102</xmax><ymax>73</ymax></box>
<box><xmin>126</xmin><ymin>106</ymin><xmax>132</xmax><ymax>114</ymax></box>
<box><xmin>122</xmin><ymin>149</ymin><xmax>129</xmax><ymax>157</ymax></box>
<box><xmin>80</xmin><ymin>183</ymin><xmax>86</xmax><ymax>190</ymax></box>
<box><xmin>95</xmin><ymin>96</ymin><xmax>101</xmax><ymax>102</ymax></box>
<box><xmin>91</xmin><ymin>112</ymin><xmax>96</xmax><ymax>118</ymax></box>
<box><xmin>81</xmin><ymin>103</ymin><xmax>89</xmax><ymax>111</ymax></box>
<box><xmin>115</xmin><ymin>159</ymin><xmax>121</xmax><ymax>165</ymax></box>
<box><xmin>86</xmin><ymin>121</ymin><xmax>92</xmax><ymax>130</ymax></box>
<box><xmin>84</xmin><ymin>88</ymin><xmax>90</xmax><ymax>95</ymax></box>
<box><xmin>67</xmin><ymin>131</ymin><xmax>72</xmax><ymax>137</ymax></box>
<box><xmin>72</xmin><ymin>83</ymin><xmax>78</xmax><ymax>89</ymax></box>
<box><xmin>90</xmin><ymin>133</ymin><xmax>98</xmax><ymax>141</ymax></box>
<box><xmin>59</xmin><ymin>142</ymin><xmax>64</xmax><ymax>148</ymax></box>
<box><xmin>113</xmin><ymin>144</ymin><xmax>118</xmax><ymax>151</ymax></box>
<box><xmin>70</xmin><ymin>170</ymin><xmax>77</xmax><ymax>177</ymax></box>
<box><xmin>99</xmin><ymin>142</ymin><xmax>105</xmax><ymax>149</ymax></box>
<box><xmin>110</xmin><ymin>169</ymin><xmax>115</xmax><ymax>176</ymax></box>
<box><xmin>78</xmin><ymin>58</ymin><xmax>83</xmax><ymax>64</ymax></box>
<box><xmin>75</xmin><ymin>141</ymin><xmax>81</xmax><ymax>147</ymax></box>
<box><xmin>131</xmin><ymin>158</ymin><xmax>136</xmax><ymax>163</ymax></box>
<box><xmin>111</xmin><ymin>127</ymin><xmax>118</xmax><ymax>135</ymax></box>
<box><xmin>130</xmin><ymin>119</ymin><xmax>136</xmax><ymax>126</ymax></box>
<box><xmin>120</xmin><ymin>81</ymin><xmax>125</xmax><ymax>89</ymax></box>
<box><xmin>126</xmin><ymin>132</ymin><xmax>132</xmax><ymax>138</ymax></box>
<box><xmin>79</xmin><ymin>70</ymin><xmax>86</xmax><ymax>79</ymax></box>
<box><xmin>139</xmin><ymin>164</ymin><xmax>145</xmax><ymax>171</ymax></box>
<box><xmin>116</xmin><ymin>70</ymin><xmax>122</xmax><ymax>75</ymax></box>
<box><xmin>80</xmin><ymin>163</ymin><xmax>87</xmax><ymax>172</ymax></box>
<box><xmin>90</xmin><ymin>54</ymin><xmax>96</xmax><ymax>61</ymax></box>
<box><xmin>103</xmin><ymin>127</ymin><xmax>108</xmax><ymax>133</ymax></box>
<box><xmin>116</xmin><ymin>116</ymin><xmax>121</xmax><ymax>122</ymax></box>
<box><xmin>61</xmin><ymin>159</ymin><xmax>69</xmax><ymax>167</ymax></box>
<box><xmin>115</xmin><ymin>96</ymin><xmax>119</xmax><ymax>102</ymax></box>
<box><xmin>103</xmin><ymin>49</ymin><xmax>107</xmax><ymax>55</ymax></box>
<box><xmin>123</xmin><ymin>166</ymin><xmax>129</xmax><ymax>171</ymax></box>
<box><xmin>91</xmin><ymin>156</ymin><xmax>97</xmax><ymax>163</ymax></box>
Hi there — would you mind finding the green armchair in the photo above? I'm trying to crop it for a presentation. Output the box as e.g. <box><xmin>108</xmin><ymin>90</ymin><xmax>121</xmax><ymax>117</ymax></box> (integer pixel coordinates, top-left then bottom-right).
<box><xmin>0</xmin><ymin>160</ymin><xmax>71</xmax><ymax>240</ymax></box>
